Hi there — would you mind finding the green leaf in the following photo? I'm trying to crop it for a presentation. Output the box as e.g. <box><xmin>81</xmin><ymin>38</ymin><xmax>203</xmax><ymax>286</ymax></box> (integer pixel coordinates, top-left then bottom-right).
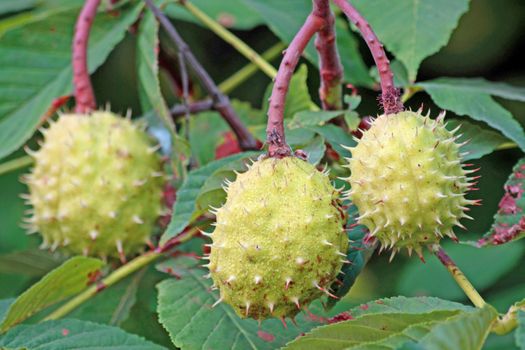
<box><xmin>275</xmin><ymin>64</ymin><xmax>314</xmax><ymax>120</ymax></box>
<box><xmin>483</xmin><ymin>332</ymin><xmax>519</xmax><ymax>350</ymax></box>
<box><xmin>0</xmin><ymin>161</ymin><xmax>38</xmax><ymax>298</ymax></box>
<box><xmin>308</xmin><ymin>124</ymin><xmax>356</xmax><ymax>158</ymax></box>
<box><xmin>189</xmin><ymin>100</ymin><xmax>265</xmax><ymax>166</ymax></box>
<box><xmin>486</xmin><ymin>283</ymin><xmax>525</xmax><ymax>314</ymax></box>
<box><xmin>0</xmin><ymin>256</ymin><xmax>104</xmax><ymax>333</ymax></box>
<box><xmin>137</xmin><ymin>7</ymin><xmax>172</xmax><ymax>128</ymax></box>
<box><xmin>120</xmin><ymin>266</ymin><xmax>174</xmax><ymax>348</ymax></box>
<box><xmin>157</xmin><ymin>258</ymin><xmax>325</xmax><ymax>350</ymax></box>
<box><xmin>0</xmin><ymin>249</ymin><xmax>63</xmax><ymax>277</ymax></box>
<box><xmin>137</xmin><ymin>6</ymin><xmax>190</xmax><ymax>175</ymax></box>
<box><xmin>517</xmin><ymin>310</ymin><xmax>525</xmax><ymax>349</ymax></box>
<box><xmin>420</xmin><ymin>78</ymin><xmax>525</xmax><ymax>103</ymax></box>
<box><xmin>332</xmin><ymin>17</ymin><xmax>374</xmax><ymax>87</ymax></box>
<box><xmin>0</xmin><ymin>299</ymin><xmax>14</xmax><ymax>324</ymax></box>
<box><xmin>0</xmin><ymin>163</ymin><xmax>35</xmax><ymax>254</ymax></box>
<box><xmin>243</xmin><ymin>0</ymin><xmax>372</xmax><ymax>86</ymax></box>
<box><xmin>68</xmin><ymin>268</ymin><xmax>146</xmax><ymax>326</ymax></box>
<box><xmin>289</xmin><ymin>110</ymin><xmax>345</xmax><ymax>129</ymax></box>
<box><xmin>327</xmin><ymin>207</ymin><xmax>375</xmax><ymax>308</ymax></box>
<box><xmin>0</xmin><ymin>2</ymin><xmax>83</xmax><ymax>39</ymax></box>
<box><xmin>344</xmin><ymin>94</ymin><xmax>362</xmax><ymax>110</ymax></box>
<box><xmin>165</xmin><ymin>0</ymin><xmax>263</xmax><ymax>30</ymax></box>
<box><xmin>416</xmin><ymin>305</ymin><xmax>497</xmax><ymax>350</ymax></box>
<box><xmin>446</xmin><ymin>119</ymin><xmax>510</xmax><ymax>161</ymax></box>
<box><xmin>397</xmin><ymin>242</ymin><xmax>525</xmax><ymax>301</ymax></box>
<box><xmin>160</xmin><ymin>152</ymin><xmax>258</xmax><ymax>245</ymax></box>
<box><xmin>261</xmin><ymin>65</ymin><xmax>314</xmax><ymax>124</ymax></box>
<box><xmin>337</xmin><ymin>296</ymin><xmax>472</xmax><ymax>319</ymax></box>
<box><xmin>391</xmin><ymin>60</ymin><xmax>410</xmax><ymax>87</ymax></box>
<box><xmin>0</xmin><ymin>0</ymin><xmax>37</xmax><ymax>15</ymax></box>
<box><xmin>352</xmin><ymin>0</ymin><xmax>470</xmax><ymax>81</ymax></box>
<box><xmin>189</xmin><ymin>110</ymin><xmax>231</xmax><ymax>166</ymax></box>
<box><xmin>286</xmin><ymin>312</ymin><xmax>460</xmax><ymax>349</ymax></box>
<box><xmin>0</xmin><ymin>1</ymin><xmax>144</xmax><ymax>161</ymax></box>
<box><xmin>420</xmin><ymin>80</ymin><xmax>525</xmax><ymax>151</ymax></box>
<box><xmin>0</xmin><ymin>319</ymin><xmax>167</xmax><ymax>349</ymax></box>
<box><xmin>477</xmin><ymin>157</ymin><xmax>525</xmax><ymax>246</ymax></box>
<box><xmin>195</xmin><ymin>152</ymin><xmax>260</xmax><ymax>213</ymax></box>
<box><xmin>303</xmin><ymin>135</ymin><xmax>326</xmax><ymax>165</ymax></box>
<box><xmin>286</xmin><ymin>297</ymin><xmax>479</xmax><ymax>350</ymax></box>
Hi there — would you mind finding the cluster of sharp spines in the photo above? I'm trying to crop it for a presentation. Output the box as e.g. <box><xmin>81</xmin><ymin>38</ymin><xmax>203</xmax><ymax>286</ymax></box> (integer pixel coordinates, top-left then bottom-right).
<box><xmin>23</xmin><ymin>112</ymin><xmax>165</xmax><ymax>260</ymax></box>
<box><xmin>343</xmin><ymin>109</ymin><xmax>480</xmax><ymax>260</ymax></box>
<box><xmin>201</xmin><ymin>232</ymin><xmax>348</xmax><ymax>318</ymax></box>
<box><xmin>206</xmin><ymin>157</ymin><xmax>347</xmax><ymax>320</ymax></box>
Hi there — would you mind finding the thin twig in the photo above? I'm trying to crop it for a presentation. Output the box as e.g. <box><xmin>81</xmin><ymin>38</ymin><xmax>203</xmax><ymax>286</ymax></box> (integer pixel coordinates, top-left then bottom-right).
<box><xmin>73</xmin><ymin>0</ymin><xmax>100</xmax><ymax>113</ymax></box>
<box><xmin>313</xmin><ymin>0</ymin><xmax>344</xmax><ymax>110</ymax></box>
<box><xmin>43</xmin><ymin>252</ymin><xmax>161</xmax><ymax>321</ymax></box>
<box><xmin>492</xmin><ymin>304</ymin><xmax>522</xmax><ymax>335</ymax></box>
<box><xmin>431</xmin><ymin>244</ymin><xmax>486</xmax><ymax>308</ymax></box>
<box><xmin>171</xmin><ymin>99</ymin><xmax>214</xmax><ymax>118</ymax></box>
<box><xmin>43</xmin><ymin>227</ymin><xmax>200</xmax><ymax>321</ymax></box>
<box><xmin>0</xmin><ymin>156</ymin><xmax>33</xmax><ymax>176</ymax></box>
<box><xmin>218</xmin><ymin>42</ymin><xmax>285</xmax><ymax>94</ymax></box>
<box><xmin>144</xmin><ymin>0</ymin><xmax>258</xmax><ymax>150</ymax></box>
<box><xmin>177</xmin><ymin>51</ymin><xmax>191</xmax><ymax>140</ymax></box>
<box><xmin>180</xmin><ymin>0</ymin><xmax>277</xmax><ymax>79</ymax></box>
<box><xmin>267</xmin><ymin>13</ymin><xmax>324</xmax><ymax>158</ymax></box>
<box><xmin>169</xmin><ymin>43</ymin><xmax>285</xmax><ymax>117</ymax></box>
<box><xmin>332</xmin><ymin>0</ymin><xmax>403</xmax><ymax>114</ymax></box>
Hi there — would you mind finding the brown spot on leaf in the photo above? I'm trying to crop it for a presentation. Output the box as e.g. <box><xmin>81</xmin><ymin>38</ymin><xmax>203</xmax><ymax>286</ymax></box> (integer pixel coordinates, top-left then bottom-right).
<box><xmin>217</xmin><ymin>12</ymin><xmax>236</xmax><ymax>27</ymax></box>
<box><xmin>257</xmin><ymin>330</ymin><xmax>275</xmax><ymax>342</ymax></box>
<box><xmin>328</xmin><ymin>311</ymin><xmax>353</xmax><ymax>323</ymax></box>
<box><xmin>498</xmin><ymin>183</ymin><xmax>523</xmax><ymax>215</ymax></box>
<box><xmin>87</xmin><ymin>270</ymin><xmax>102</xmax><ymax>285</ymax></box>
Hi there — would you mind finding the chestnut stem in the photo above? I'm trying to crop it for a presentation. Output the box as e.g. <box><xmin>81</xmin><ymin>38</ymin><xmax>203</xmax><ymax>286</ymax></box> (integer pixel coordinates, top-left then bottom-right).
<box><xmin>267</xmin><ymin>12</ymin><xmax>324</xmax><ymax>158</ymax></box>
<box><xmin>72</xmin><ymin>0</ymin><xmax>100</xmax><ymax>113</ymax></box>
<box><xmin>313</xmin><ymin>0</ymin><xmax>344</xmax><ymax>110</ymax></box>
<box><xmin>332</xmin><ymin>0</ymin><xmax>403</xmax><ymax>114</ymax></box>
<box><xmin>432</xmin><ymin>244</ymin><xmax>486</xmax><ymax>309</ymax></box>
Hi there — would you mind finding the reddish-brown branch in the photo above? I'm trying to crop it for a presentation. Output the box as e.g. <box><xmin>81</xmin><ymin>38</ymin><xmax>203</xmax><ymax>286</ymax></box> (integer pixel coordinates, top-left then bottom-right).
<box><xmin>313</xmin><ymin>0</ymin><xmax>344</xmax><ymax>110</ymax></box>
<box><xmin>267</xmin><ymin>14</ymin><xmax>324</xmax><ymax>158</ymax></box>
<box><xmin>73</xmin><ymin>0</ymin><xmax>100</xmax><ymax>113</ymax></box>
<box><xmin>332</xmin><ymin>0</ymin><xmax>403</xmax><ymax>114</ymax></box>
<box><xmin>159</xmin><ymin>48</ymin><xmax>195</xmax><ymax>99</ymax></box>
<box><xmin>144</xmin><ymin>0</ymin><xmax>258</xmax><ymax>151</ymax></box>
<box><xmin>170</xmin><ymin>99</ymin><xmax>213</xmax><ymax>117</ymax></box>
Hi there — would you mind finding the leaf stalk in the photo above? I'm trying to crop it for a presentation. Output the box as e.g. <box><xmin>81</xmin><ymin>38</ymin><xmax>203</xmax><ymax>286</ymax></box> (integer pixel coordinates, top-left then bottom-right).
<box><xmin>432</xmin><ymin>244</ymin><xmax>486</xmax><ymax>309</ymax></box>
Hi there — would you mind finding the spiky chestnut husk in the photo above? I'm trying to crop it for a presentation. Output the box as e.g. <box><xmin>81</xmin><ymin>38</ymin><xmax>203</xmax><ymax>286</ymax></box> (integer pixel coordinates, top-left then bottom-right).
<box><xmin>22</xmin><ymin>111</ymin><xmax>165</xmax><ymax>259</ymax></box>
<box><xmin>207</xmin><ymin>157</ymin><xmax>348</xmax><ymax>320</ymax></box>
<box><xmin>345</xmin><ymin>110</ymin><xmax>478</xmax><ymax>259</ymax></box>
